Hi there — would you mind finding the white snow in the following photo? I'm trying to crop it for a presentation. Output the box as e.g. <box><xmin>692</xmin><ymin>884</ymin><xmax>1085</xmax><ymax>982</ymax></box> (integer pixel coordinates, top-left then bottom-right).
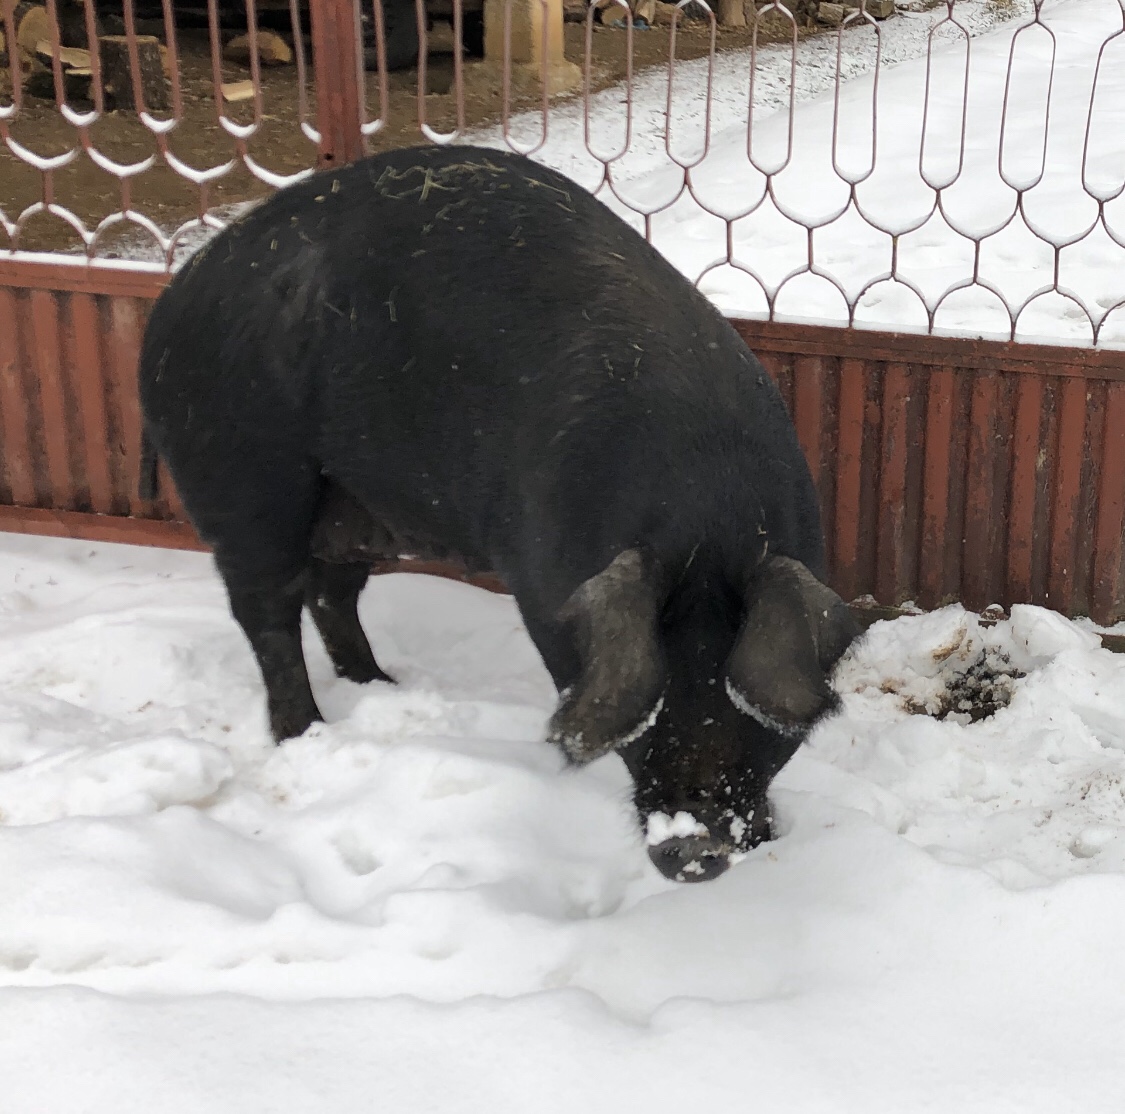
<box><xmin>5</xmin><ymin>532</ymin><xmax>1125</xmax><ymax>1110</ymax></box>
<box><xmin>8</xmin><ymin>1</ymin><xmax>1125</xmax><ymax>1105</ymax></box>
<box><xmin>80</xmin><ymin>0</ymin><xmax>1125</xmax><ymax>345</ymax></box>
<box><xmin>644</xmin><ymin>809</ymin><xmax>709</xmax><ymax>844</ymax></box>
<box><xmin>482</xmin><ymin>0</ymin><xmax>1125</xmax><ymax>345</ymax></box>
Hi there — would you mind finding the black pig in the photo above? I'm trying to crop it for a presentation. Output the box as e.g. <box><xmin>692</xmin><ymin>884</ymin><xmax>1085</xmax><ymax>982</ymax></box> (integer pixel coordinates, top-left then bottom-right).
<box><xmin>138</xmin><ymin>145</ymin><xmax>858</xmax><ymax>882</ymax></box>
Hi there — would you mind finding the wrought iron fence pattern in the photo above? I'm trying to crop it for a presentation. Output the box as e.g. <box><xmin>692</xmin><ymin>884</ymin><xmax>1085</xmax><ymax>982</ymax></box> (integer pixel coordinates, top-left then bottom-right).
<box><xmin>1</xmin><ymin>0</ymin><xmax>1124</xmax><ymax>343</ymax></box>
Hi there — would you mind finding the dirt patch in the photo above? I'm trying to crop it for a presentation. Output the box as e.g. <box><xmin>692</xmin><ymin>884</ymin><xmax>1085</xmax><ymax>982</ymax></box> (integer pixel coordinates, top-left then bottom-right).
<box><xmin>897</xmin><ymin>650</ymin><xmax>1025</xmax><ymax>724</ymax></box>
<box><xmin>0</xmin><ymin>12</ymin><xmax>818</xmax><ymax>257</ymax></box>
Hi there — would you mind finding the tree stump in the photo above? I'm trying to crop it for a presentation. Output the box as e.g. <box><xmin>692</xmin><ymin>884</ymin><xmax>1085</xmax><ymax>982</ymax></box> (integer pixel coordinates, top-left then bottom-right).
<box><xmin>99</xmin><ymin>33</ymin><xmax>170</xmax><ymax>111</ymax></box>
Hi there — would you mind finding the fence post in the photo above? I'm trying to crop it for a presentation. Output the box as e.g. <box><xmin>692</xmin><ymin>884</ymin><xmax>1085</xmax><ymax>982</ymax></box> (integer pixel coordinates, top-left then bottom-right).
<box><xmin>310</xmin><ymin>0</ymin><xmax>366</xmax><ymax>168</ymax></box>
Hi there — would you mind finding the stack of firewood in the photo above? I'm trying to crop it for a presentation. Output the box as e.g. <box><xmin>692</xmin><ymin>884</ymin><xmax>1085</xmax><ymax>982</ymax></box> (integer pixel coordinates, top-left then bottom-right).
<box><xmin>6</xmin><ymin>0</ymin><xmax>171</xmax><ymax>107</ymax></box>
<box><xmin>5</xmin><ymin>0</ymin><xmax>297</xmax><ymax>108</ymax></box>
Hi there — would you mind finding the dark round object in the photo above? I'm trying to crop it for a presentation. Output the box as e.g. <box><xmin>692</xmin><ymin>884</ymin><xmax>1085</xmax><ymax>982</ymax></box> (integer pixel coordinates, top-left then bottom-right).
<box><xmin>648</xmin><ymin>838</ymin><xmax>732</xmax><ymax>883</ymax></box>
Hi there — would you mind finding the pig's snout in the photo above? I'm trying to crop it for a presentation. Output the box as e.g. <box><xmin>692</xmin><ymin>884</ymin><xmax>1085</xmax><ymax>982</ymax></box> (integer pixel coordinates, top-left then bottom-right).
<box><xmin>645</xmin><ymin>803</ymin><xmax>775</xmax><ymax>882</ymax></box>
<box><xmin>648</xmin><ymin>836</ymin><xmax>732</xmax><ymax>883</ymax></box>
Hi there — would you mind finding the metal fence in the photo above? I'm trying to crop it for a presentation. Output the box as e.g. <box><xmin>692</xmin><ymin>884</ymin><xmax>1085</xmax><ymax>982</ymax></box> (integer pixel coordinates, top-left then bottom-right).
<box><xmin>2</xmin><ymin>0</ymin><xmax>1125</xmax><ymax>621</ymax></box>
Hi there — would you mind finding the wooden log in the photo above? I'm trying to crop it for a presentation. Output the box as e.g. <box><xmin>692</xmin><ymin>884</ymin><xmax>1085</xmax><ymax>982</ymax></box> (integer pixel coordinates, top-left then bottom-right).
<box><xmin>35</xmin><ymin>40</ymin><xmax>90</xmax><ymax>67</ymax></box>
<box><xmin>23</xmin><ymin>36</ymin><xmax>90</xmax><ymax>100</ymax></box>
<box><xmin>25</xmin><ymin>58</ymin><xmax>92</xmax><ymax>100</ymax></box>
<box><xmin>220</xmin><ymin>78</ymin><xmax>255</xmax><ymax>102</ymax></box>
<box><xmin>223</xmin><ymin>29</ymin><xmax>293</xmax><ymax>66</ymax></box>
<box><xmin>14</xmin><ymin>2</ymin><xmax>52</xmax><ymax>64</ymax></box>
<box><xmin>12</xmin><ymin>0</ymin><xmax>94</xmax><ymax>59</ymax></box>
<box><xmin>99</xmin><ymin>33</ymin><xmax>170</xmax><ymax>110</ymax></box>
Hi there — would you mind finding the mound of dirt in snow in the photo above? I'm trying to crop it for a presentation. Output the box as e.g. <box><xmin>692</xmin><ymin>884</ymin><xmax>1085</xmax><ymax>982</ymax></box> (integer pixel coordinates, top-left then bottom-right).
<box><xmin>837</xmin><ymin>607</ymin><xmax>1031</xmax><ymax>724</ymax></box>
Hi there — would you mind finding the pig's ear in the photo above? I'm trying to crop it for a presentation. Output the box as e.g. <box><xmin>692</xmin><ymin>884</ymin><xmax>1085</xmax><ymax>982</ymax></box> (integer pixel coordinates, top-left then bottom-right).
<box><xmin>548</xmin><ymin>549</ymin><xmax>667</xmax><ymax>766</ymax></box>
<box><xmin>725</xmin><ymin>556</ymin><xmax>858</xmax><ymax>737</ymax></box>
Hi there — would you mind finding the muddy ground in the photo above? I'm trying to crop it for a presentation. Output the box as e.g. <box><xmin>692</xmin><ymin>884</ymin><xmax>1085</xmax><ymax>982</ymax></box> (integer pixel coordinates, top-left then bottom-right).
<box><xmin>0</xmin><ymin>11</ymin><xmax>817</xmax><ymax>257</ymax></box>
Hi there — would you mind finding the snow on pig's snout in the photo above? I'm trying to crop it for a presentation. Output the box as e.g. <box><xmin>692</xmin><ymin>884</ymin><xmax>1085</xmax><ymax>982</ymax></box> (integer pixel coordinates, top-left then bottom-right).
<box><xmin>601</xmin><ymin>557</ymin><xmax>860</xmax><ymax>883</ymax></box>
<box><xmin>621</xmin><ymin>696</ymin><xmax>794</xmax><ymax>884</ymax></box>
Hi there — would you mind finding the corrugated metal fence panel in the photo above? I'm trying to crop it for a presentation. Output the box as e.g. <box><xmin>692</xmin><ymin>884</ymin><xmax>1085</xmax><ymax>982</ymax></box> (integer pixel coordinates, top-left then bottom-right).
<box><xmin>2</xmin><ymin>267</ymin><xmax>1125</xmax><ymax>624</ymax></box>
<box><xmin>733</xmin><ymin>321</ymin><xmax>1125</xmax><ymax>623</ymax></box>
<box><xmin>0</xmin><ymin>264</ymin><xmax>184</xmax><ymax>540</ymax></box>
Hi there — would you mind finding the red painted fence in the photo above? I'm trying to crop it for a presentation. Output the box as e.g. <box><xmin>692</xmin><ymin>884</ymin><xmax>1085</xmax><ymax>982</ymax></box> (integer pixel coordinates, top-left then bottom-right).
<box><xmin>3</xmin><ymin>249</ymin><xmax>1122</xmax><ymax>620</ymax></box>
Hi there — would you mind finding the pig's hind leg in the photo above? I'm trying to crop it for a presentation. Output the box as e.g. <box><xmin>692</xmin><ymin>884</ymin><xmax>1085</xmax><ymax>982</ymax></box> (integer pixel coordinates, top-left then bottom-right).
<box><xmin>305</xmin><ymin>478</ymin><xmax>396</xmax><ymax>687</ymax></box>
<box><xmin>304</xmin><ymin>557</ymin><xmax>393</xmax><ymax>685</ymax></box>
<box><xmin>194</xmin><ymin>455</ymin><xmax>327</xmax><ymax>743</ymax></box>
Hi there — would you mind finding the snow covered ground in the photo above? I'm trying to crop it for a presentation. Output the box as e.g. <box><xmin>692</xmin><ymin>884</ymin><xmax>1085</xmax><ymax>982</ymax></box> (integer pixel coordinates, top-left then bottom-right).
<box><xmin>7</xmin><ymin>2</ymin><xmax>1125</xmax><ymax>1105</ymax></box>
<box><xmin>481</xmin><ymin>0</ymin><xmax>1125</xmax><ymax>344</ymax></box>
<box><xmin>5</xmin><ymin>532</ymin><xmax>1125</xmax><ymax>1111</ymax></box>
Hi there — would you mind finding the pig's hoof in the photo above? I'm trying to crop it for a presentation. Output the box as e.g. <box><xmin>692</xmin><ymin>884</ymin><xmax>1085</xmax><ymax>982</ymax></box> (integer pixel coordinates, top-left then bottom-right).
<box><xmin>270</xmin><ymin>706</ymin><xmax>324</xmax><ymax>744</ymax></box>
<box><xmin>336</xmin><ymin>659</ymin><xmax>395</xmax><ymax>686</ymax></box>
